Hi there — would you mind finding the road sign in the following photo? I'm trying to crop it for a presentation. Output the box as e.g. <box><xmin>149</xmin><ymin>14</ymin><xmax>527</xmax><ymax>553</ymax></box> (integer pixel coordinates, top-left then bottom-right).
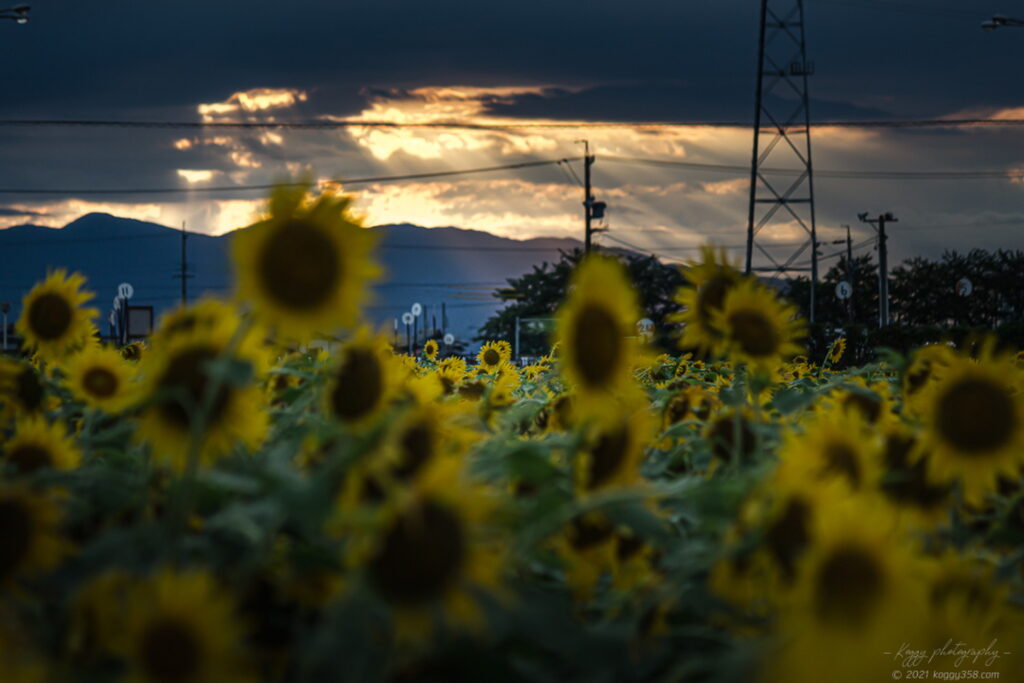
<box><xmin>955</xmin><ymin>277</ymin><xmax>973</xmax><ymax>297</ymax></box>
<box><xmin>636</xmin><ymin>318</ymin><xmax>654</xmax><ymax>339</ymax></box>
<box><xmin>113</xmin><ymin>296</ymin><xmax>122</xmax><ymax>311</ymax></box>
<box><xmin>835</xmin><ymin>281</ymin><xmax>852</xmax><ymax>300</ymax></box>
<box><xmin>401</xmin><ymin>312</ymin><xmax>414</xmax><ymax>325</ymax></box>
<box><xmin>411</xmin><ymin>302</ymin><xmax>423</xmax><ymax>317</ymax></box>
<box><xmin>443</xmin><ymin>333</ymin><xmax>455</xmax><ymax>345</ymax></box>
<box><xmin>117</xmin><ymin>282</ymin><xmax>134</xmax><ymax>300</ymax></box>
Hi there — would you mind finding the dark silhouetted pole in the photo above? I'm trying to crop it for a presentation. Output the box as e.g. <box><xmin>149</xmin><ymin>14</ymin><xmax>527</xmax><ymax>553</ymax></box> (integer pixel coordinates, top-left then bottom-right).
<box><xmin>858</xmin><ymin>212</ymin><xmax>897</xmax><ymax>328</ymax></box>
<box><xmin>844</xmin><ymin>224</ymin><xmax>854</xmax><ymax>323</ymax></box>
<box><xmin>180</xmin><ymin>222</ymin><xmax>188</xmax><ymax>306</ymax></box>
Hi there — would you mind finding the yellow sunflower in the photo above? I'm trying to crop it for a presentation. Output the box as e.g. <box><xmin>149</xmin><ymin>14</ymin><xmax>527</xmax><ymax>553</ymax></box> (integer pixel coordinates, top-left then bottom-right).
<box><xmin>825</xmin><ymin>336</ymin><xmax>846</xmax><ymax>366</ymax></box>
<box><xmin>112</xmin><ymin>569</ymin><xmax>253</xmax><ymax>683</ymax></box>
<box><xmin>876</xmin><ymin>424</ymin><xmax>952</xmax><ymax>530</ymax></box>
<box><xmin>822</xmin><ymin>375</ymin><xmax>895</xmax><ymax>427</ymax></box>
<box><xmin>555</xmin><ymin>510</ymin><xmax>618</xmax><ymax>599</ymax></box>
<box><xmin>0</xmin><ymin>358</ymin><xmax>50</xmax><ymax>421</ymax></box>
<box><xmin>475</xmin><ymin>340</ymin><xmax>509</xmax><ymax>373</ymax></box>
<box><xmin>554</xmin><ymin>255</ymin><xmax>641</xmax><ymax>421</ymax></box>
<box><xmin>64</xmin><ymin>345</ymin><xmax>137</xmax><ymax>413</ymax></box>
<box><xmin>775</xmin><ymin>409</ymin><xmax>880</xmax><ymax>493</ymax></box>
<box><xmin>135</xmin><ymin>318</ymin><xmax>269</xmax><ymax>469</ymax></box>
<box><xmin>423</xmin><ymin>339</ymin><xmax>439</xmax><ymax>362</ymax></box>
<box><xmin>322</xmin><ymin>327</ymin><xmax>399</xmax><ymax>429</ymax></box>
<box><xmin>0</xmin><ymin>484</ymin><xmax>68</xmax><ymax>587</ymax></box>
<box><xmin>575</xmin><ymin>399</ymin><xmax>655</xmax><ymax>493</ymax></box>
<box><xmin>120</xmin><ymin>340</ymin><xmax>146</xmax><ymax>362</ymax></box>
<box><xmin>670</xmin><ymin>246</ymin><xmax>744</xmax><ymax>354</ymax></box>
<box><xmin>232</xmin><ymin>184</ymin><xmax>380</xmax><ymax>341</ymax></box>
<box><xmin>916</xmin><ymin>353</ymin><xmax>1024</xmax><ymax>506</ymax></box>
<box><xmin>15</xmin><ymin>270</ymin><xmax>98</xmax><ymax>361</ymax></box>
<box><xmin>3</xmin><ymin>416</ymin><xmax>80</xmax><ymax>475</ymax></box>
<box><xmin>149</xmin><ymin>298</ymin><xmax>239</xmax><ymax>349</ymax></box>
<box><xmin>348</xmin><ymin>461</ymin><xmax>504</xmax><ymax>642</ymax></box>
<box><xmin>710</xmin><ymin>278</ymin><xmax>804</xmax><ymax>375</ymax></box>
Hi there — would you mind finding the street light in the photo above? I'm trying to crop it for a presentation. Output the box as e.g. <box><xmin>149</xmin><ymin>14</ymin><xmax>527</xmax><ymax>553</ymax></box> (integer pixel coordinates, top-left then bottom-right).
<box><xmin>982</xmin><ymin>14</ymin><xmax>1024</xmax><ymax>30</ymax></box>
<box><xmin>0</xmin><ymin>4</ymin><xmax>30</xmax><ymax>23</ymax></box>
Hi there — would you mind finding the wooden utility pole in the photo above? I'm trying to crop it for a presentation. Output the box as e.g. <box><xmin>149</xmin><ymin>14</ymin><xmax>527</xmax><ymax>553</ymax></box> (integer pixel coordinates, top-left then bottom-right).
<box><xmin>858</xmin><ymin>212</ymin><xmax>897</xmax><ymax>327</ymax></box>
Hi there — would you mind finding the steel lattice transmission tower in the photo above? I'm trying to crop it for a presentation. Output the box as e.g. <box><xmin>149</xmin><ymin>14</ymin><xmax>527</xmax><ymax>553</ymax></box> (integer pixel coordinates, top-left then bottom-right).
<box><xmin>745</xmin><ymin>0</ymin><xmax>819</xmax><ymax>321</ymax></box>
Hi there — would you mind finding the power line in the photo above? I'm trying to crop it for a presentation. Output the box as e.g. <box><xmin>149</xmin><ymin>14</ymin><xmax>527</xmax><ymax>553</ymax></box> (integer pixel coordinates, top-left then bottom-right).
<box><xmin>0</xmin><ymin>158</ymin><xmax>578</xmax><ymax>196</ymax></box>
<box><xmin>814</xmin><ymin>0</ymin><xmax>981</xmax><ymax>19</ymax></box>
<box><xmin>1</xmin><ymin>117</ymin><xmax>1024</xmax><ymax>131</ymax></box>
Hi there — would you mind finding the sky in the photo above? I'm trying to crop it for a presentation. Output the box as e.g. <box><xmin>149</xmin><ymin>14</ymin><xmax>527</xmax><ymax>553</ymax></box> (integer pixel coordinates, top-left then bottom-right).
<box><xmin>1</xmin><ymin>0</ymin><xmax>1023</xmax><ymax>270</ymax></box>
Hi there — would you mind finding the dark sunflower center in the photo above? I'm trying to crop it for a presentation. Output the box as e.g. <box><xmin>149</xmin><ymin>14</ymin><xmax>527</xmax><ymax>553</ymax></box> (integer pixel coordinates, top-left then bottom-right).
<box><xmin>393</xmin><ymin>421</ymin><xmax>435</xmax><ymax>481</ymax></box>
<box><xmin>156</xmin><ymin>346</ymin><xmax>231</xmax><ymax>430</ymax></box>
<box><xmin>905</xmin><ymin>364</ymin><xmax>931</xmax><ymax>395</ymax></box>
<box><xmin>138</xmin><ymin>616</ymin><xmax>204</xmax><ymax>683</ymax></box>
<box><xmin>329</xmin><ymin>349</ymin><xmax>383</xmax><ymax>422</ymax></box>
<box><xmin>842</xmin><ymin>391</ymin><xmax>882</xmax><ymax>423</ymax></box>
<box><xmin>586</xmin><ymin>425</ymin><xmax>631</xmax><ymax>489</ymax></box>
<box><xmin>257</xmin><ymin>218</ymin><xmax>341</xmax><ymax>311</ymax></box>
<box><xmin>667</xmin><ymin>395</ymin><xmax>691</xmax><ymax>424</ymax></box>
<box><xmin>726</xmin><ymin>310</ymin><xmax>780</xmax><ymax>358</ymax></box>
<box><xmin>709</xmin><ymin>415</ymin><xmax>757</xmax><ymax>464</ymax></box>
<box><xmin>458</xmin><ymin>381</ymin><xmax>485</xmax><ymax>400</ymax></box>
<box><xmin>814</xmin><ymin>545</ymin><xmax>885</xmax><ymax>628</ymax></box>
<box><xmin>28</xmin><ymin>292</ymin><xmax>74</xmax><ymax>341</ymax></box>
<box><xmin>615</xmin><ymin>533</ymin><xmax>645</xmax><ymax>561</ymax></box>
<box><xmin>823</xmin><ymin>442</ymin><xmax>862</xmax><ymax>488</ymax></box>
<box><xmin>765</xmin><ymin>497</ymin><xmax>811</xmax><ymax>583</ymax></box>
<box><xmin>367</xmin><ymin>500</ymin><xmax>465</xmax><ymax>604</ymax></box>
<box><xmin>696</xmin><ymin>273</ymin><xmax>734</xmax><ymax>326</ymax></box>
<box><xmin>571</xmin><ymin>304</ymin><xmax>621</xmax><ymax>388</ymax></box>
<box><xmin>16</xmin><ymin>368</ymin><xmax>45</xmax><ymax>412</ymax></box>
<box><xmin>7</xmin><ymin>445</ymin><xmax>53</xmax><ymax>474</ymax></box>
<box><xmin>568</xmin><ymin>514</ymin><xmax>614</xmax><ymax>550</ymax></box>
<box><xmin>83</xmin><ymin>367</ymin><xmax>119</xmax><ymax>398</ymax></box>
<box><xmin>882</xmin><ymin>435</ymin><xmax>950</xmax><ymax>509</ymax></box>
<box><xmin>482</xmin><ymin>349</ymin><xmax>500</xmax><ymax>367</ymax></box>
<box><xmin>936</xmin><ymin>378</ymin><xmax>1015</xmax><ymax>455</ymax></box>
<box><xmin>0</xmin><ymin>499</ymin><xmax>32</xmax><ymax>581</ymax></box>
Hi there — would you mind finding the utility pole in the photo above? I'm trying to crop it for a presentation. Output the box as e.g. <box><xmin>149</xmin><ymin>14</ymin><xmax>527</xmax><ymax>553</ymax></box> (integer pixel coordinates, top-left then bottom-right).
<box><xmin>858</xmin><ymin>212</ymin><xmax>897</xmax><ymax>327</ymax></box>
<box><xmin>745</xmin><ymin>0</ymin><xmax>820</xmax><ymax>323</ymax></box>
<box><xmin>179</xmin><ymin>222</ymin><xmax>189</xmax><ymax>306</ymax></box>
<box><xmin>578</xmin><ymin>140</ymin><xmax>596</xmax><ymax>253</ymax></box>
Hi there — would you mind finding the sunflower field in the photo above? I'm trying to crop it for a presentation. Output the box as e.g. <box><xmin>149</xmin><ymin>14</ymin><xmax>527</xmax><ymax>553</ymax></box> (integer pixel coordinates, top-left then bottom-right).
<box><xmin>2</xmin><ymin>186</ymin><xmax>1023</xmax><ymax>683</ymax></box>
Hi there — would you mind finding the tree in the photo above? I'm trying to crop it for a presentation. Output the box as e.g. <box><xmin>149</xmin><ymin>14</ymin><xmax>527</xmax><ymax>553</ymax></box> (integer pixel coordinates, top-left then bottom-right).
<box><xmin>477</xmin><ymin>249</ymin><xmax>685</xmax><ymax>355</ymax></box>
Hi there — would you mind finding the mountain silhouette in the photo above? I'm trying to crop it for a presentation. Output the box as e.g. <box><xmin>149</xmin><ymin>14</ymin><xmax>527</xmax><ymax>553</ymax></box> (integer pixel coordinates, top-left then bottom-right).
<box><xmin>0</xmin><ymin>213</ymin><xmax>587</xmax><ymax>346</ymax></box>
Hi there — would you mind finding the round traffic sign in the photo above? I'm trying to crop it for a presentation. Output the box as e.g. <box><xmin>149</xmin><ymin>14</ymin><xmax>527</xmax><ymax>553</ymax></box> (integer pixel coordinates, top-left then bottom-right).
<box><xmin>443</xmin><ymin>333</ymin><xmax>455</xmax><ymax>345</ymax></box>
<box><xmin>636</xmin><ymin>318</ymin><xmax>654</xmax><ymax>339</ymax></box>
<box><xmin>401</xmin><ymin>312</ymin><xmax>414</xmax><ymax>325</ymax></box>
<box><xmin>955</xmin><ymin>277</ymin><xmax>973</xmax><ymax>297</ymax></box>
<box><xmin>411</xmin><ymin>303</ymin><xmax>423</xmax><ymax>317</ymax></box>
<box><xmin>117</xmin><ymin>282</ymin><xmax>134</xmax><ymax>299</ymax></box>
<box><xmin>835</xmin><ymin>281</ymin><xmax>852</xmax><ymax>300</ymax></box>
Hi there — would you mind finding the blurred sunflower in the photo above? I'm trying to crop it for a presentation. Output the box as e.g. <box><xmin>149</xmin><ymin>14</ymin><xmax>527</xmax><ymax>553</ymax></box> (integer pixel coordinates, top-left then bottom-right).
<box><xmin>710</xmin><ymin>279</ymin><xmax>804</xmax><ymax>375</ymax></box>
<box><xmin>15</xmin><ymin>270</ymin><xmax>98</xmax><ymax>361</ymax></box>
<box><xmin>704</xmin><ymin>408</ymin><xmax>760</xmax><ymax>469</ymax></box>
<box><xmin>323</xmin><ymin>328</ymin><xmax>398</xmax><ymax>429</ymax></box>
<box><xmin>877</xmin><ymin>424</ymin><xmax>952</xmax><ymax>529</ymax></box>
<box><xmin>575</xmin><ymin>400</ymin><xmax>655</xmax><ymax>493</ymax></box>
<box><xmin>135</xmin><ymin>318</ymin><xmax>269</xmax><ymax>468</ymax></box>
<box><xmin>670</xmin><ymin>246</ymin><xmax>744</xmax><ymax>354</ymax></box>
<box><xmin>0</xmin><ymin>358</ymin><xmax>49</xmax><ymax>420</ymax></box>
<box><xmin>3</xmin><ymin>416</ymin><xmax>80</xmax><ymax>475</ymax></box>
<box><xmin>557</xmin><ymin>511</ymin><xmax>617</xmax><ymax>598</ymax></box>
<box><xmin>825</xmin><ymin>376</ymin><xmax>894</xmax><ymax>427</ymax></box>
<box><xmin>349</xmin><ymin>462</ymin><xmax>503</xmax><ymax>641</ymax></box>
<box><xmin>554</xmin><ymin>255</ymin><xmax>641</xmax><ymax>420</ymax></box>
<box><xmin>64</xmin><ymin>345</ymin><xmax>137</xmax><ymax>413</ymax></box>
<box><xmin>112</xmin><ymin>569</ymin><xmax>252</xmax><ymax>683</ymax></box>
<box><xmin>902</xmin><ymin>343</ymin><xmax>955</xmax><ymax>417</ymax></box>
<box><xmin>776</xmin><ymin>410</ymin><xmax>879</xmax><ymax>492</ymax></box>
<box><xmin>423</xmin><ymin>339</ymin><xmax>439</xmax><ymax>362</ymax></box>
<box><xmin>150</xmin><ymin>298</ymin><xmax>239</xmax><ymax>349</ymax></box>
<box><xmin>232</xmin><ymin>185</ymin><xmax>379</xmax><ymax>341</ymax></box>
<box><xmin>120</xmin><ymin>340</ymin><xmax>146</xmax><ymax>362</ymax></box>
<box><xmin>0</xmin><ymin>484</ymin><xmax>67</xmax><ymax>587</ymax></box>
<box><xmin>916</xmin><ymin>353</ymin><xmax>1024</xmax><ymax>506</ymax></box>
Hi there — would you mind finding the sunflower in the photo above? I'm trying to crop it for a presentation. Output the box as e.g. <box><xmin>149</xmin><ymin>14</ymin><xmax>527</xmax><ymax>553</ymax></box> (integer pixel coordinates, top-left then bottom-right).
<box><xmin>475</xmin><ymin>340</ymin><xmax>509</xmax><ymax>373</ymax></box>
<box><xmin>710</xmin><ymin>279</ymin><xmax>804</xmax><ymax>375</ymax></box>
<box><xmin>825</xmin><ymin>336</ymin><xmax>846</xmax><ymax>366</ymax></box>
<box><xmin>556</xmin><ymin>511</ymin><xmax>618</xmax><ymax>599</ymax></box>
<box><xmin>775</xmin><ymin>409</ymin><xmax>880</xmax><ymax>493</ymax></box>
<box><xmin>423</xmin><ymin>339</ymin><xmax>439</xmax><ymax>362</ymax></box>
<box><xmin>823</xmin><ymin>375</ymin><xmax>895</xmax><ymax>427</ymax></box>
<box><xmin>135</xmin><ymin>318</ymin><xmax>269</xmax><ymax>469</ymax></box>
<box><xmin>876</xmin><ymin>424</ymin><xmax>952</xmax><ymax>529</ymax></box>
<box><xmin>670</xmin><ymin>246</ymin><xmax>744</xmax><ymax>354</ymax></box>
<box><xmin>902</xmin><ymin>343</ymin><xmax>955</xmax><ymax>417</ymax></box>
<box><xmin>232</xmin><ymin>184</ymin><xmax>380</xmax><ymax>341</ymax></box>
<box><xmin>575</xmin><ymin>399</ymin><xmax>655</xmax><ymax>493</ymax></box>
<box><xmin>3</xmin><ymin>416</ymin><xmax>80</xmax><ymax>475</ymax></box>
<box><xmin>763</xmin><ymin>497</ymin><xmax>932</xmax><ymax>683</ymax></box>
<box><xmin>916</xmin><ymin>353</ymin><xmax>1024</xmax><ymax>506</ymax></box>
<box><xmin>554</xmin><ymin>255</ymin><xmax>641</xmax><ymax>421</ymax></box>
<box><xmin>0</xmin><ymin>484</ymin><xmax>67</xmax><ymax>587</ymax></box>
<box><xmin>149</xmin><ymin>298</ymin><xmax>240</xmax><ymax>349</ymax></box>
<box><xmin>0</xmin><ymin>358</ymin><xmax>49</xmax><ymax>421</ymax></box>
<box><xmin>703</xmin><ymin>408</ymin><xmax>760</xmax><ymax>470</ymax></box>
<box><xmin>15</xmin><ymin>270</ymin><xmax>98</xmax><ymax>361</ymax></box>
<box><xmin>112</xmin><ymin>569</ymin><xmax>253</xmax><ymax>683</ymax></box>
<box><xmin>64</xmin><ymin>345</ymin><xmax>137</xmax><ymax>413</ymax></box>
<box><xmin>323</xmin><ymin>327</ymin><xmax>398</xmax><ymax>429</ymax></box>
<box><xmin>120</xmin><ymin>341</ymin><xmax>146</xmax><ymax>362</ymax></box>
<box><xmin>348</xmin><ymin>462</ymin><xmax>503</xmax><ymax>641</ymax></box>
